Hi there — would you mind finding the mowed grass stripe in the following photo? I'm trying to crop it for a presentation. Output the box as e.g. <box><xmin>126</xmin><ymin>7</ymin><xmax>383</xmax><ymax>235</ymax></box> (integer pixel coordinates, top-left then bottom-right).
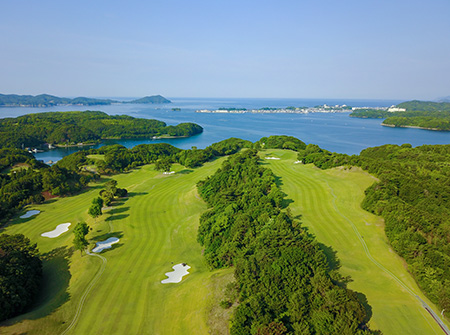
<box><xmin>263</xmin><ymin>149</ymin><xmax>446</xmax><ymax>335</ymax></box>
<box><xmin>74</xmin><ymin>169</ymin><xmax>198</xmax><ymax>334</ymax></box>
<box><xmin>74</xmin><ymin>161</ymin><xmax>225</xmax><ymax>334</ymax></box>
<box><xmin>286</xmin><ymin>167</ymin><xmax>357</xmax><ymax>248</ymax></box>
<box><xmin>117</xmin><ymin>176</ymin><xmax>188</xmax><ymax>334</ymax></box>
<box><xmin>1</xmin><ymin>159</ymin><xmax>227</xmax><ymax>335</ymax></box>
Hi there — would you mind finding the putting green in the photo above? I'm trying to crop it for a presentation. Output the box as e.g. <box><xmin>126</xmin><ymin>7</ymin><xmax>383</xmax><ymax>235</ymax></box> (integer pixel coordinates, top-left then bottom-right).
<box><xmin>262</xmin><ymin>149</ymin><xmax>449</xmax><ymax>335</ymax></box>
<box><xmin>0</xmin><ymin>159</ymin><xmax>232</xmax><ymax>335</ymax></box>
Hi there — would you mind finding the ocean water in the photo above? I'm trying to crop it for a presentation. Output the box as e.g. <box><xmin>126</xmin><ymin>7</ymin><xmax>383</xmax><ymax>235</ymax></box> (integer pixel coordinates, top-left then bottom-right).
<box><xmin>1</xmin><ymin>97</ymin><xmax>449</xmax><ymax>162</ymax></box>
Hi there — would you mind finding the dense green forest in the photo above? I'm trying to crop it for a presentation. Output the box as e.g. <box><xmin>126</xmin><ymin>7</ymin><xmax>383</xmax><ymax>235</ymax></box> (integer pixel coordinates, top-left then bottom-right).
<box><xmin>0</xmin><ymin>234</ymin><xmax>42</xmax><ymax>321</ymax></box>
<box><xmin>349</xmin><ymin>109</ymin><xmax>392</xmax><ymax>119</ymax></box>
<box><xmin>397</xmin><ymin>100</ymin><xmax>450</xmax><ymax>112</ymax></box>
<box><xmin>196</xmin><ymin>150</ymin><xmax>377</xmax><ymax>334</ymax></box>
<box><xmin>0</xmin><ymin>111</ymin><xmax>202</xmax><ymax>148</ymax></box>
<box><xmin>297</xmin><ymin>143</ymin><xmax>450</xmax><ymax>318</ymax></box>
<box><xmin>350</xmin><ymin>101</ymin><xmax>450</xmax><ymax>130</ymax></box>
<box><xmin>382</xmin><ymin>111</ymin><xmax>450</xmax><ymax>130</ymax></box>
<box><xmin>0</xmin><ymin>93</ymin><xmax>171</xmax><ymax>107</ymax></box>
<box><xmin>0</xmin><ymin>148</ymin><xmax>92</xmax><ymax>223</ymax></box>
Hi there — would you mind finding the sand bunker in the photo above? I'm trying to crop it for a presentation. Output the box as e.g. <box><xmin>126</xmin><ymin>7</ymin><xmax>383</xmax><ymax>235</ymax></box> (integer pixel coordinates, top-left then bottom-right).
<box><xmin>92</xmin><ymin>237</ymin><xmax>119</xmax><ymax>253</ymax></box>
<box><xmin>41</xmin><ymin>223</ymin><xmax>71</xmax><ymax>238</ymax></box>
<box><xmin>163</xmin><ymin>171</ymin><xmax>175</xmax><ymax>175</ymax></box>
<box><xmin>20</xmin><ymin>210</ymin><xmax>40</xmax><ymax>219</ymax></box>
<box><xmin>265</xmin><ymin>157</ymin><xmax>280</xmax><ymax>160</ymax></box>
<box><xmin>161</xmin><ymin>263</ymin><xmax>191</xmax><ymax>284</ymax></box>
<box><xmin>294</xmin><ymin>160</ymin><xmax>302</xmax><ymax>164</ymax></box>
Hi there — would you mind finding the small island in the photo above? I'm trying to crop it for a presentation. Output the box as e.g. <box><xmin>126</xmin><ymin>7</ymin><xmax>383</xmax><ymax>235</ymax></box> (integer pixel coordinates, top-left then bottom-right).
<box><xmin>126</xmin><ymin>95</ymin><xmax>171</xmax><ymax>104</ymax></box>
<box><xmin>0</xmin><ymin>93</ymin><xmax>171</xmax><ymax>107</ymax></box>
<box><xmin>0</xmin><ymin>110</ymin><xmax>202</xmax><ymax>149</ymax></box>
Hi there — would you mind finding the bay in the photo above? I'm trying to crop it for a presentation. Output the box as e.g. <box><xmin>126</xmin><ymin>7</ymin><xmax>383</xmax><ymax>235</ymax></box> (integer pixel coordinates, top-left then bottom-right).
<box><xmin>1</xmin><ymin>97</ymin><xmax>449</xmax><ymax>162</ymax></box>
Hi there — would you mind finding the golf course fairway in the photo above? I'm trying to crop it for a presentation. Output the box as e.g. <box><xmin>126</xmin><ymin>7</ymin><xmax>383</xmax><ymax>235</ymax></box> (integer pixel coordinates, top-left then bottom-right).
<box><xmin>0</xmin><ymin>158</ymin><xmax>232</xmax><ymax>335</ymax></box>
<box><xmin>1</xmin><ymin>149</ymin><xmax>449</xmax><ymax>334</ymax></box>
<box><xmin>262</xmin><ymin>149</ymin><xmax>449</xmax><ymax>335</ymax></box>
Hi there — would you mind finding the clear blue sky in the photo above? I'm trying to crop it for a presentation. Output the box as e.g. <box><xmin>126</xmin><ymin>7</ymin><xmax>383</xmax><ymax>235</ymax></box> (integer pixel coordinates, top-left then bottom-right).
<box><xmin>1</xmin><ymin>0</ymin><xmax>449</xmax><ymax>100</ymax></box>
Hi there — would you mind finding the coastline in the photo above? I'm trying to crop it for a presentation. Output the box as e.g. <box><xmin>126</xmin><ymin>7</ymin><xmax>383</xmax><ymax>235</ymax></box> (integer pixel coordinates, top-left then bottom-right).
<box><xmin>54</xmin><ymin>142</ymin><xmax>99</xmax><ymax>148</ymax></box>
<box><xmin>381</xmin><ymin>123</ymin><xmax>442</xmax><ymax>131</ymax></box>
<box><xmin>52</xmin><ymin>134</ymin><xmax>193</xmax><ymax>148</ymax></box>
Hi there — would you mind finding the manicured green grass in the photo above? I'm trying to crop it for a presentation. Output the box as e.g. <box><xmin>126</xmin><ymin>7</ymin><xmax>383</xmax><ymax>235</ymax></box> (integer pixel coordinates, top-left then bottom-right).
<box><xmin>86</xmin><ymin>154</ymin><xmax>105</xmax><ymax>161</ymax></box>
<box><xmin>262</xmin><ymin>149</ymin><xmax>448</xmax><ymax>335</ymax></box>
<box><xmin>4</xmin><ymin>148</ymin><xmax>448</xmax><ymax>335</ymax></box>
<box><xmin>0</xmin><ymin>159</ymin><xmax>232</xmax><ymax>335</ymax></box>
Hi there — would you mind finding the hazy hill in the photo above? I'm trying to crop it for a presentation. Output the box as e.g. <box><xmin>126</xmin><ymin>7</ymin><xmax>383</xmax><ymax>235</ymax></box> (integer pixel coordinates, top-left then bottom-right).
<box><xmin>127</xmin><ymin>95</ymin><xmax>171</xmax><ymax>104</ymax></box>
<box><xmin>0</xmin><ymin>94</ymin><xmax>171</xmax><ymax>107</ymax></box>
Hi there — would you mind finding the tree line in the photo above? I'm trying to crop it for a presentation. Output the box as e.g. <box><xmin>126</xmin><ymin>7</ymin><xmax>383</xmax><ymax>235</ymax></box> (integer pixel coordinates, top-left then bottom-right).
<box><xmin>197</xmin><ymin>150</ymin><xmax>377</xmax><ymax>334</ymax></box>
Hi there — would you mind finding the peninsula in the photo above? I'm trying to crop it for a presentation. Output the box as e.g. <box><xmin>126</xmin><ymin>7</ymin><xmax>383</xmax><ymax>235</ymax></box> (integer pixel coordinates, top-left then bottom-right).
<box><xmin>351</xmin><ymin>100</ymin><xmax>450</xmax><ymax>131</ymax></box>
<box><xmin>0</xmin><ymin>110</ymin><xmax>202</xmax><ymax>149</ymax></box>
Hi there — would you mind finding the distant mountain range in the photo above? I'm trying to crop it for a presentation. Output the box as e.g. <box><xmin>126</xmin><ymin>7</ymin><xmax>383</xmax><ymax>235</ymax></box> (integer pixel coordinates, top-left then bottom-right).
<box><xmin>0</xmin><ymin>94</ymin><xmax>171</xmax><ymax>107</ymax></box>
<box><xmin>437</xmin><ymin>96</ymin><xmax>450</xmax><ymax>103</ymax></box>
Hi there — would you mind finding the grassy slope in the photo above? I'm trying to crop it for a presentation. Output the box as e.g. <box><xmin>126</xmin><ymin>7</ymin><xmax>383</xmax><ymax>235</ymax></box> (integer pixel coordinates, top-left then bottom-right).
<box><xmin>262</xmin><ymin>149</ymin><xmax>448</xmax><ymax>335</ymax></box>
<box><xmin>0</xmin><ymin>159</ymin><xmax>232</xmax><ymax>335</ymax></box>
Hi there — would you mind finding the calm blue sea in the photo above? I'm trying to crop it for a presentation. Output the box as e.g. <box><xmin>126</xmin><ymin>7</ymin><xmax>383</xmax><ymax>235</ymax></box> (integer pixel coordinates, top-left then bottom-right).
<box><xmin>1</xmin><ymin>97</ymin><xmax>449</xmax><ymax>162</ymax></box>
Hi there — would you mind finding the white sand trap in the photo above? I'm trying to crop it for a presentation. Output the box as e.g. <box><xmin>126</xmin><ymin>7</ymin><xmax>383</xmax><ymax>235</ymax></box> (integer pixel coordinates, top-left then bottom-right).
<box><xmin>294</xmin><ymin>160</ymin><xmax>302</xmax><ymax>164</ymax></box>
<box><xmin>265</xmin><ymin>157</ymin><xmax>280</xmax><ymax>160</ymax></box>
<box><xmin>92</xmin><ymin>237</ymin><xmax>119</xmax><ymax>253</ymax></box>
<box><xmin>163</xmin><ymin>171</ymin><xmax>175</xmax><ymax>175</ymax></box>
<box><xmin>20</xmin><ymin>210</ymin><xmax>40</xmax><ymax>219</ymax></box>
<box><xmin>41</xmin><ymin>223</ymin><xmax>71</xmax><ymax>238</ymax></box>
<box><xmin>161</xmin><ymin>263</ymin><xmax>191</xmax><ymax>284</ymax></box>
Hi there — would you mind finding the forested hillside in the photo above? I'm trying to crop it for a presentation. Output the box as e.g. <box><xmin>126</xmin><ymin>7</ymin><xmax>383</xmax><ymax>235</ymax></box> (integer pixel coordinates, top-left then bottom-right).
<box><xmin>0</xmin><ymin>111</ymin><xmax>202</xmax><ymax>148</ymax></box>
<box><xmin>382</xmin><ymin>111</ymin><xmax>450</xmax><ymax>130</ymax></box>
<box><xmin>350</xmin><ymin>101</ymin><xmax>450</xmax><ymax>131</ymax></box>
<box><xmin>297</xmin><ymin>143</ymin><xmax>450</xmax><ymax>318</ymax></box>
<box><xmin>397</xmin><ymin>100</ymin><xmax>450</xmax><ymax>112</ymax></box>
<box><xmin>197</xmin><ymin>150</ymin><xmax>377</xmax><ymax>334</ymax></box>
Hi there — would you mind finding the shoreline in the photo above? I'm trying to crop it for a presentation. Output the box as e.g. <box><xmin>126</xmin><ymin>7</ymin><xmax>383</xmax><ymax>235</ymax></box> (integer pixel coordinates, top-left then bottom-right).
<box><xmin>381</xmin><ymin>123</ymin><xmax>443</xmax><ymax>131</ymax></box>
<box><xmin>51</xmin><ymin>134</ymin><xmax>193</xmax><ymax>148</ymax></box>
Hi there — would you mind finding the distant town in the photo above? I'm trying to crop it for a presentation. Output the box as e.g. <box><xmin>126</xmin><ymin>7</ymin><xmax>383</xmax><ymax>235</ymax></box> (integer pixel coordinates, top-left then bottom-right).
<box><xmin>196</xmin><ymin>104</ymin><xmax>405</xmax><ymax>114</ymax></box>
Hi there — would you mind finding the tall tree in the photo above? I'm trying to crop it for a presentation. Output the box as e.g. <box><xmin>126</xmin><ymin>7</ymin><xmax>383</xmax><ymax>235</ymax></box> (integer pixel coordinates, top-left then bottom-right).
<box><xmin>73</xmin><ymin>222</ymin><xmax>90</xmax><ymax>255</ymax></box>
<box><xmin>155</xmin><ymin>157</ymin><xmax>172</xmax><ymax>172</ymax></box>
<box><xmin>88</xmin><ymin>197</ymin><xmax>103</xmax><ymax>218</ymax></box>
